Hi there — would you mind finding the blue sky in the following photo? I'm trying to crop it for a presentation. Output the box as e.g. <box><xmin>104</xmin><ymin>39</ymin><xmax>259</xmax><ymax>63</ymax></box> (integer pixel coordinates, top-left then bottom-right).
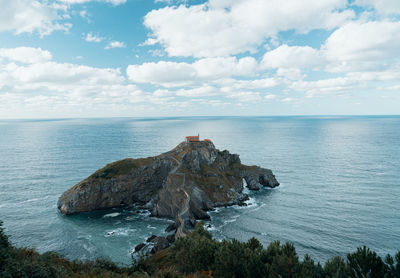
<box><xmin>0</xmin><ymin>0</ymin><xmax>399</xmax><ymax>118</ymax></box>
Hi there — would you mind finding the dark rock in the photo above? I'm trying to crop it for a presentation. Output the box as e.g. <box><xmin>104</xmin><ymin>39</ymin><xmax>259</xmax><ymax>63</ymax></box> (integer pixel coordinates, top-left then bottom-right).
<box><xmin>190</xmin><ymin>197</ymin><xmax>211</xmax><ymax>220</ymax></box>
<box><xmin>151</xmin><ymin>237</ymin><xmax>169</xmax><ymax>253</ymax></box>
<box><xmin>238</xmin><ymin>194</ymin><xmax>249</xmax><ymax>202</ymax></box>
<box><xmin>244</xmin><ymin>175</ymin><xmax>260</xmax><ymax>190</ymax></box>
<box><xmin>146</xmin><ymin>235</ymin><xmax>157</xmax><ymax>242</ymax></box>
<box><xmin>259</xmin><ymin>169</ymin><xmax>280</xmax><ymax>188</ymax></box>
<box><xmin>186</xmin><ymin>219</ymin><xmax>196</xmax><ymax>229</ymax></box>
<box><xmin>243</xmin><ymin>166</ymin><xmax>279</xmax><ymax>190</ymax></box>
<box><xmin>191</xmin><ymin>206</ymin><xmax>210</xmax><ymax>219</ymax></box>
<box><xmin>58</xmin><ymin>140</ymin><xmax>279</xmax><ymax>237</ymax></box>
<box><xmin>166</xmin><ymin>234</ymin><xmax>175</xmax><ymax>244</ymax></box>
<box><xmin>165</xmin><ymin>222</ymin><xmax>176</xmax><ymax>233</ymax></box>
<box><xmin>134</xmin><ymin>243</ymin><xmax>146</xmax><ymax>252</ymax></box>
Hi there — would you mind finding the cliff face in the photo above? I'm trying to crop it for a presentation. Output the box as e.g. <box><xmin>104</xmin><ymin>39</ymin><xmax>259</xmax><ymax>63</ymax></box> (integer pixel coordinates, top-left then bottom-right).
<box><xmin>57</xmin><ymin>141</ymin><xmax>279</xmax><ymax>235</ymax></box>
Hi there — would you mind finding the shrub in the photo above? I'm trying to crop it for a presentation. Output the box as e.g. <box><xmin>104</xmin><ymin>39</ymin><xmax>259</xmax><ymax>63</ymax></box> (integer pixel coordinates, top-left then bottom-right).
<box><xmin>214</xmin><ymin>239</ymin><xmax>251</xmax><ymax>278</ymax></box>
<box><xmin>324</xmin><ymin>256</ymin><xmax>347</xmax><ymax>278</ymax></box>
<box><xmin>1</xmin><ymin>220</ymin><xmax>400</xmax><ymax>278</ymax></box>
<box><xmin>0</xmin><ymin>220</ymin><xmax>11</xmax><ymax>275</ymax></box>
<box><xmin>346</xmin><ymin>246</ymin><xmax>386</xmax><ymax>278</ymax></box>
<box><xmin>384</xmin><ymin>252</ymin><xmax>400</xmax><ymax>278</ymax></box>
<box><xmin>169</xmin><ymin>222</ymin><xmax>217</xmax><ymax>274</ymax></box>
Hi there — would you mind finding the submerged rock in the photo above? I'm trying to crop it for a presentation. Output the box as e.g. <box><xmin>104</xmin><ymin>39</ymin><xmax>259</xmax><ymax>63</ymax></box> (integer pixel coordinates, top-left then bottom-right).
<box><xmin>58</xmin><ymin>140</ymin><xmax>279</xmax><ymax>236</ymax></box>
<box><xmin>134</xmin><ymin>243</ymin><xmax>146</xmax><ymax>252</ymax></box>
<box><xmin>146</xmin><ymin>235</ymin><xmax>157</xmax><ymax>243</ymax></box>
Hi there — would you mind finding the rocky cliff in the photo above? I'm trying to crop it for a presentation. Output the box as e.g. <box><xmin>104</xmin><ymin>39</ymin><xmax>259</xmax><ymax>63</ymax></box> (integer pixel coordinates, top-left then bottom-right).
<box><xmin>58</xmin><ymin>141</ymin><xmax>279</xmax><ymax>236</ymax></box>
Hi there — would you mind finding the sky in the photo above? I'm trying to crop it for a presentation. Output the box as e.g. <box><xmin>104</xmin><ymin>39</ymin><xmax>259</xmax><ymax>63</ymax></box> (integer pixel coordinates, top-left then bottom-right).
<box><xmin>0</xmin><ymin>0</ymin><xmax>399</xmax><ymax>118</ymax></box>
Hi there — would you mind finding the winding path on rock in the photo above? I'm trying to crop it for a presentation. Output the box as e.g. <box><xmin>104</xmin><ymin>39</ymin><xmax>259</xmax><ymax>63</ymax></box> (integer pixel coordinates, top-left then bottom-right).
<box><xmin>166</xmin><ymin>155</ymin><xmax>190</xmax><ymax>236</ymax></box>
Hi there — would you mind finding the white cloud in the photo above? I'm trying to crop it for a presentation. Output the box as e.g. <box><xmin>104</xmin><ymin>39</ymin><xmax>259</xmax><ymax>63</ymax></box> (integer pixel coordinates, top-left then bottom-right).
<box><xmin>0</xmin><ymin>47</ymin><xmax>52</xmax><ymax>64</ymax></box>
<box><xmin>265</xmin><ymin>94</ymin><xmax>277</xmax><ymax>100</ymax></box>
<box><xmin>288</xmin><ymin>69</ymin><xmax>400</xmax><ymax>97</ymax></box>
<box><xmin>281</xmin><ymin>97</ymin><xmax>296</xmax><ymax>102</ymax></box>
<box><xmin>276</xmin><ymin>68</ymin><xmax>305</xmax><ymax>80</ymax></box>
<box><xmin>85</xmin><ymin>32</ymin><xmax>104</xmax><ymax>42</ymax></box>
<box><xmin>0</xmin><ymin>62</ymin><xmax>128</xmax><ymax>107</ymax></box>
<box><xmin>175</xmin><ymin>86</ymin><xmax>217</xmax><ymax>97</ymax></box>
<box><xmin>257</xmin><ymin>20</ymin><xmax>400</xmax><ymax>78</ymax></box>
<box><xmin>127</xmin><ymin>61</ymin><xmax>195</xmax><ymax>87</ymax></box>
<box><xmin>0</xmin><ymin>0</ymin><xmax>70</xmax><ymax>36</ymax></box>
<box><xmin>79</xmin><ymin>10</ymin><xmax>87</xmax><ymax>18</ymax></box>
<box><xmin>59</xmin><ymin>0</ymin><xmax>127</xmax><ymax>5</ymax></box>
<box><xmin>105</xmin><ymin>41</ymin><xmax>126</xmax><ymax>49</ymax></box>
<box><xmin>7</xmin><ymin>62</ymin><xmax>123</xmax><ymax>86</ymax></box>
<box><xmin>231</xmin><ymin>78</ymin><xmax>279</xmax><ymax>90</ymax></box>
<box><xmin>227</xmin><ymin>91</ymin><xmax>262</xmax><ymax>102</ymax></box>
<box><xmin>130</xmin><ymin>16</ymin><xmax>400</xmax><ymax>103</ymax></box>
<box><xmin>322</xmin><ymin>20</ymin><xmax>400</xmax><ymax>72</ymax></box>
<box><xmin>0</xmin><ymin>46</ymin><xmax>286</xmax><ymax>117</ymax></box>
<box><xmin>377</xmin><ymin>85</ymin><xmax>400</xmax><ymax>91</ymax></box>
<box><xmin>261</xmin><ymin>44</ymin><xmax>324</xmax><ymax>70</ymax></box>
<box><xmin>154</xmin><ymin>0</ymin><xmax>186</xmax><ymax>4</ymax></box>
<box><xmin>194</xmin><ymin>57</ymin><xmax>257</xmax><ymax>79</ymax></box>
<box><xmin>0</xmin><ymin>0</ymin><xmax>126</xmax><ymax>37</ymax></box>
<box><xmin>144</xmin><ymin>0</ymin><xmax>354</xmax><ymax>57</ymax></box>
<box><xmin>149</xmin><ymin>49</ymin><xmax>166</xmax><ymax>57</ymax></box>
<box><xmin>290</xmin><ymin>77</ymin><xmax>359</xmax><ymax>97</ymax></box>
<box><xmin>0</xmin><ymin>52</ymin><xmax>176</xmax><ymax>117</ymax></box>
<box><xmin>354</xmin><ymin>0</ymin><xmax>400</xmax><ymax>15</ymax></box>
<box><xmin>126</xmin><ymin>56</ymin><xmax>257</xmax><ymax>87</ymax></box>
<box><xmin>0</xmin><ymin>47</ymin><xmax>133</xmax><ymax>104</ymax></box>
<box><xmin>346</xmin><ymin>70</ymin><xmax>400</xmax><ymax>83</ymax></box>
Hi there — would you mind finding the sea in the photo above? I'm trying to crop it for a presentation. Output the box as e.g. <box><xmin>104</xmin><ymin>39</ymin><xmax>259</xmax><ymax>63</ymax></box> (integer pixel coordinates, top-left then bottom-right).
<box><xmin>0</xmin><ymin>116</ymin><xmax>399</xmax><ymax>265</ymax></box>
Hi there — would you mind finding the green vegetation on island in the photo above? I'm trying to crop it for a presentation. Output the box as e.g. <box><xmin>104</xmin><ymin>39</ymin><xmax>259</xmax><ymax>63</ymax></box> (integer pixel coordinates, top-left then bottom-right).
<box><xmin>1</xmin><ymin>221</ymin><xmax>399</xmax><ymax>278</ymax></box>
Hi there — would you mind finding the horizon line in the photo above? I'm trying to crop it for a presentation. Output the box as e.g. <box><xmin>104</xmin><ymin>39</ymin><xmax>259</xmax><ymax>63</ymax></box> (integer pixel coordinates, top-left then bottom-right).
<box><xmin>1</xmin><ymin>114</ymin><xmax>400</xmax><ymax>121</ymax></box>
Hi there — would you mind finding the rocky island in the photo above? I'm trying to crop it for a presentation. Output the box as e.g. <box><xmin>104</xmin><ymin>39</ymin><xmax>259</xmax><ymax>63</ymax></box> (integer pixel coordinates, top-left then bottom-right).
<box><xmin>58</xmin><ymin>138</ymin><xmax>279</xmax><ymax>239</ymax></box>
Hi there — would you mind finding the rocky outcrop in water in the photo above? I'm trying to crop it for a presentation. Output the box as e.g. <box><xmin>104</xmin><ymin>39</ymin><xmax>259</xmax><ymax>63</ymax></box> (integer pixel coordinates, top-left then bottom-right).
<box><xmin>58</xmin><ymin>141</ymin><xmax>279</xmax><ymax>237</ymax></box>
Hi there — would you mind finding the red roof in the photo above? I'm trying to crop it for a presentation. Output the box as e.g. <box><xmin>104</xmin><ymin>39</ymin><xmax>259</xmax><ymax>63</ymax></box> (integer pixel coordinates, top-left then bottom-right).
<box><xmin>186</xmin><ymin>135</ymin><xmax>200</xmax><ymax>142</ymax></box>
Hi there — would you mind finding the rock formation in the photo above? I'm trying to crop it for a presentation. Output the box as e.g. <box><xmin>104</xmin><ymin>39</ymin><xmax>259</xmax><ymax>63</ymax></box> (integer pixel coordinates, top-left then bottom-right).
<box><xmin>58</xmin><ymin>141</ymin><xmax>279</xmax><ymax>238</ymax></box>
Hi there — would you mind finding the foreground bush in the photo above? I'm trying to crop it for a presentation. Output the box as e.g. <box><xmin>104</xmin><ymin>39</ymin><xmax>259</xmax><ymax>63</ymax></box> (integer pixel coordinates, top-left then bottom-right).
<box><xmin>1</xmin><ymin>220</ymin><xmax>399</xmax><ymax>277</ymax></box>
<box><xmin>166</xmin><ymin>223</ymin><xmax>400</xmax><ymax>278</ymax></box>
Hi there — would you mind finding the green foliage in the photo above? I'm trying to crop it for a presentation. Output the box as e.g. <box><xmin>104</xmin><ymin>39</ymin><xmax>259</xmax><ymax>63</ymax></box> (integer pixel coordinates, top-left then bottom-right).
<box><xmin>131</xmin><ymin>252</ymin><xmax>157</xmax><ymax>274</ymax></box>
<box><xmin>385</xmin><ymin>252</ymin><xmax>400</xmax><ymax>278</ymax></box>
<box><xmin>1</xmin><ymin>220</ymin><xmax>400</xmax><ymax>278</ymax></box>
<box><xmin>99</xmin><ymin>159</ymin><xmax>138</xmax><ymax>178</ymax></box>
<box><xmin>262</xmin><ymin>240</ymin><xmax>300</xmax><ymax>277</ymax></box>
<box><xmin>299</xmin><ymin>254</ymin><xmax>325</xmax><ymax>278</ymax></box>
<box><xmin>324</xmin><ymin>256</ymin><xmax>347</xmax><ymax>278</ymax></box>
<box><xmin>346</xmin><ymin>246</ymin><xmax>386</xmax><ymax>278</ymax></box>
<box><xmin>0</xmin><ymin>220</ymin><xmax>10</xmax><ymax>248</ymax></box>
<box><xmin>94</xmin><ymin>257</ymin><xmax>122</xmax><ymax>273</ymax></box>
<box><xmin>0</xmin><ymin>220</ymin><xmax>10</xmax><ymax>275</ymax></box>
<box><xmin>1</xmin><ymin>221</ymin><xmax>134</xmax><ymax>277</ymax></box>
<box><xmin>169</xmin><ymin>222</ymin><xmax>217</xmax><ymax>274</ymax></box>
<box><xmin>214</xmin><ymin>239</ymin><xmax>251</xmax><ymax>278</ymax></box>
<box><xmin>151</xmin><ymin>267</ymin><xmax>183</xmax><ymax>278</ymax></box>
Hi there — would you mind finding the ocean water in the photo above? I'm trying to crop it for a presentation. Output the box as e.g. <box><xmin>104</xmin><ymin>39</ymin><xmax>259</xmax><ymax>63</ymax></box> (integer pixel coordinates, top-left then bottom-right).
<box><xmin>0</xmin><ymin>116</ymin><xmax>399</xmax><ymax>264</ymax></box>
